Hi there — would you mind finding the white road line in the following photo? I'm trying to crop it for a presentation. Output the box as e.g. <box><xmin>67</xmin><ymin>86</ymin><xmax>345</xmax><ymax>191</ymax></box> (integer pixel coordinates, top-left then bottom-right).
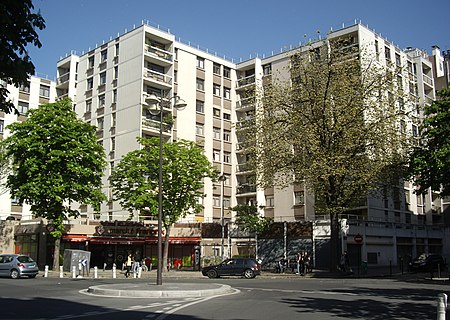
<box><xmin>236</xmin><ymin>287</ymin><xmax>358</xmax><ymax>296</ymax></box>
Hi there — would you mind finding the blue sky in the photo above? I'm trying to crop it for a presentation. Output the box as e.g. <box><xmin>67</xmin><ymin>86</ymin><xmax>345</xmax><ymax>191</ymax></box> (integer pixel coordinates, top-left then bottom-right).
<box><xmin>29</xmin><ymin>0</ymin><xmax>450</xmax><ymax>80</ymax></box>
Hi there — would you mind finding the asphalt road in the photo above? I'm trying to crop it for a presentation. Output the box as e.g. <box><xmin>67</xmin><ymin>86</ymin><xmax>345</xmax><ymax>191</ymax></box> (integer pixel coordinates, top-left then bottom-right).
<box><xmin>0</xmin><ymin>275</ymin><xmax>448</xmax><ymax>320</ymax></box>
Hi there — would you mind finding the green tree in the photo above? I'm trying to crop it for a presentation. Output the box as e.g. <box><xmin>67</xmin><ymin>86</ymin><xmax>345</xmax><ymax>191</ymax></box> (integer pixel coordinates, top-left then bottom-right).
<box><xmin>231</xmin><ymin>204</ymin><xmax>272</xmax><ymax>260</ymax></box>
<box><xmin>0</xmin><ymin>143</ymin><xmax>11</xmax><ymax>195</ymax></box>
<box><xmin>2</xmin><ymin>99</ymin><xmax>106</xmax><ymax>269</ymax></box>
<box><xmin>0</xmin><ymin>0</ymin><xmax>45</xmax><ymax>114</ymax></box>
<box><xmin>111</xmin><ymin>137</ymin><xmax>217</xmax><ymax>271</ymax></box>
<box><xmin>246</xmin><ymin>38</ymin><xmax>409</xmax><ymax>270</ymax></box>
<box><xmin>408</xmin><ymin>88</ymin><xmax>450</xmax><ymax>197</ymax></box>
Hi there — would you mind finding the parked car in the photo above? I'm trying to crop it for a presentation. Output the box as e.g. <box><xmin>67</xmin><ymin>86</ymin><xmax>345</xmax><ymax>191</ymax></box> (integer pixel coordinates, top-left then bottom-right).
<box><xmin>0</xmin><ymin>254</ymin><xmax>39</xmax><ymax>279</ymax></box>
<box><xmin>408</xmin><ymin>254</ymin><xmax>446</xmax><ymax>272</ymax></box>
<box><xmin>202</xmin><ymin>258</ymin><xmax>261</xmax><ymax>279</ymax></box>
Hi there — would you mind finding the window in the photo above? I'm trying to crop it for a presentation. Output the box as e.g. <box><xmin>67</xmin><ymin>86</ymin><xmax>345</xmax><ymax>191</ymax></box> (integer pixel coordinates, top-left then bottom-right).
<box><xmin>39</xmin><ymin>85</ymin><xmax>50</xmax><ymax>97</ymax></box>
<box><xmin>87</xmin><ymin>77</ymin><xmax>93</xmax><ymax>90</ymax></box>
<box><xmin>213</xmin><ymin>127</ymin><xmax>221</xmax><ymax>139</ymax></box>
<box><xmin>174</xmin><ymin>48</ymin><xmax>178</xmax><ymax>60</ymax></box>
<box><xmin>266</xmin><ymin>196</ymin><xmax>274</xmax><ymax>207</ymax></box>
<box><xmin>223</xmin><ymin>67</ymin><xmax>230</xmax><ymax>78</ymax></box>
<box><xmin>213</xmin><ymin>63</ymin><xmax>221</xmax><ymax>75</ymax></box>
<box><xmin>19</xmin><ymin>82</ymin><xmax>30</xmax><ymax>93</ymax></box>
<box><xmin>223</xmin><ymin>197</ymin><xmax>231</xmax><ymax>208</ymax></box>
<box><xmin>375</xmin><ymin>40</ymin><xmax>379</xmax><ymax>59</ymax></box>
<box><xmin>395</xmin><ymin>53</ymin><xmax>401</xmax><ymax>66</ymax></box>
<box><xmin>263</xmin><ymin>64</ymin><xmax>272</xmax><ymax>75</ymax></box>
<box><xmin>101</xmin><ymin>49</ymin><xmax>107</xmax><ymax>62</ymax></box>
<box><xmin>174</xmin><ymin>70</ymin><xmax>177</xmax><ymax>83</ymax></box>
<box><xmin>85</xmin><ymin>100</ymin><xmax>92</xmax><ymax>113</ymax></box>
<box><xmin>213</xmin><ymin>108</ymin><xmax>221</xmax><ymax>117</ymax></box>
<box><xmin>113</xmin><ymin>89</ymin><xmax>117</xmax><ymax>103</ymax></box>
<box><xmin>0</xmin><ymin>120</ymin><xmax>4</xmax><ymax>134</ymax></box>
<box><xmin>98</xmin><ymin>94</ymin><xmax>105</xmax><ymax>107</ymax></box>
<box><xmin>17</xmin><ymin>101</ymin><xmax>29</xmax><ymax>114</ymax></box>
<box><xmin>196</xmin><ymin>100</ymin><xmax>204</xmax><ymax>113</ymax></box>
<box><xmin>97</xmin><ymin>117</ymin><xmax>104</xmax><ymax>130</ymax></box>
<box><xmin>99</xmin><ymin>72</ymin><xmax>106</xmax><ymax>85</ymax></box>
<box><xmin>223</xmin><ymin>87</ymin><xmax>231</xmax><ymax>99</ymax></box>
<box><xmin>196</xmin><ymin>123</ymin><xmax>204</xmax><ymax>136</ymax></box>
<box><xmin>294</xmin><ymin>191</ymin><xmax>304</xmax><ymax>205</ymax></box>
<box><xmin>114</xmin><ymin>66</ymin><xmax>118</xmax><ymax>79</ymax></box>
<box><xmin>223</xmin><ymin>130</ymin><xmax>231</xmax><ymax>142</ymax></box>
<box><xmin>196</xmin><ymin>57</ymin><xmax>205</xmax><ymax>69</ymax></box>
<box><xmin>213</xmin><ymin>84</ymin><xmax>220</xmax><ymax>96</ymax></box>
<box><xmin>223</xmin><ymin>152</ymin><xmax>231</xmax><ymax>163</ymax></box>
<box><xmin>213</xmin><ymin>197</ymin><xmax>221</xmax><ymax>207</ymax></box>
<box><xmin>385</xmin><ymin>46</ymin><xmax>391</xmax><ymax>61</ymax></box>
<box><xmin>196</xmin><ymin>78</ymin><xmax>204</xmax><ymax>91</ymax></box>
<box><xmin>412</xmin><ymin>125</ymin><xmax>418</xmax><ymax>137</ymax></box>
<box><xmin>111</xmin><ymin>137</ymin><xmax>115</xmax><ymax>151</ymax></box>
<box><xmin>213</xmin><ymin>150</ymin><xmax>221</xmax><ymax>162</ymax></box>
<box><xmin>115</xmin><ymin>43</ymin><xmax>119</xmax><ymax>56</ymax></box>
<box><xmin>88</xmin><ymin>56</ymin><xmax>94</xmax><ymax>68</ymax></box>
<box><xmin>223</xmin><ymin>112</ymin><xmax>231</xmax><ymax>120</ymax></box>
<box><xmin>111</xmin><ymin>112</ymin><xmax>116</xmax><ymax>127</ymax></box>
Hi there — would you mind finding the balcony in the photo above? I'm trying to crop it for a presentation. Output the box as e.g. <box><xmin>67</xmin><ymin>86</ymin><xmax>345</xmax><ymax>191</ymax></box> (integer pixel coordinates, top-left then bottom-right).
<box><xmin>236</xmin><ymin>96</ymin><xmax>255</xmax><ymax>111</ymax></box>
<box><xmin>422</xmin><ymin>74</ymin><xmax>434</xmax><ymax>89</ymax></box>
<box><xmin>143</xmin><ymin>69</ymin><xmax>172</xmax><ymax>89</ymax></box>
<box><xmin>236</xmin><ymin>184</ymin><xmax>256</xmax><ymax>195</ymax></box>
<box><xmin>145</xmin><ymin>45</ymin><xmax>173</xmax><ymax>66</ymax></box>
<box><xmin>142</xmin><ymin>118</ymin><xmax>172</xmax><ymax>134</ymax></box>
<box><xmin>236</xmin><ymin>163</ymin><xmax>253</xmax><ymax>174</ymax></box>
<box><xmin>236</xmin><ymin>117</ymin><xmax>255</xmax><ymax>130</ymax></box>
<box><xmin>56</xmin><ymin>72</ymin><xmax>70</xmax><ymax>87</ymax></box>
<box><xmin>236</xmin><ymin>75</ymin><xmax>255</xmax><ymax>89</ymax></box>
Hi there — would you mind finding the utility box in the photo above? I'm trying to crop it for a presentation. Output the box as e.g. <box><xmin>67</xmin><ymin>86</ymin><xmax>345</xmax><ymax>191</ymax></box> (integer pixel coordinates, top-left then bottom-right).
<box><xmin>63</xmin><ymin>249</ymin><xmax>91</xmax><ymax>273</ymax></box>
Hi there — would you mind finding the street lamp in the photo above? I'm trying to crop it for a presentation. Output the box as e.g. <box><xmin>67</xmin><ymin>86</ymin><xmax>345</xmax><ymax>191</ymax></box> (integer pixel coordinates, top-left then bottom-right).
<box><xmin>218</xmin><ymin>174</ymin><xmax>227</xmax><ymax>260</ymax></box>
<box><xmin>145</xmin><ymin>93</ymin><xmax>187</xmax><ymax>285</ymax></box>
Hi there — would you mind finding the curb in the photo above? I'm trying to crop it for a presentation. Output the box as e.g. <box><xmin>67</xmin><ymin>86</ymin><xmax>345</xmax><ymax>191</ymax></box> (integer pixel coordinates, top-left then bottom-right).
<box><xmin>86</xmin><ymin>283</ymin><xmax>234</xmax><ymax>298</ymax></box>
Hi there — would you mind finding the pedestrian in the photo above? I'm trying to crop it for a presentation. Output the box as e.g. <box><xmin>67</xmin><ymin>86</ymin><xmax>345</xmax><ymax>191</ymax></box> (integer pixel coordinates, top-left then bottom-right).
<box><xmin>132</xmin><ymin>254</ymin><xmax>140</xmax><ymax>275</ymax></box>
<box><xmin>297</xmin><ymin>252</ymin><xmax>305</xmax><ymax>275</ymax></box>
<box><xmin>304</xmin><ymin>252</ymin><xmax>311</xmax><ymax>274</ymax></box>
<box><xmin>124</xmin><ymin>253</ymin><xmax>132</xmax><ymax>278</ymax></box>
<box><xmin>343</xmin><ymin>251</ymin><xmax>350</xmax><ymax>273</ymax></box>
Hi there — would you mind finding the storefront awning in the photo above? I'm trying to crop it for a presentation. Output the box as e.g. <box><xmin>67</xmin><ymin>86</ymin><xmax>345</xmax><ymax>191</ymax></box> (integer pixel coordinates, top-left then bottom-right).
<box><xmin>62</xmin><ymin>234</ymin><xmax>88</xmax><ymax>242</ymax></box>
<box><xmin>89</xmin><ymin>237</ymin><xmax>145</xmax><ymax>245</ymax></box>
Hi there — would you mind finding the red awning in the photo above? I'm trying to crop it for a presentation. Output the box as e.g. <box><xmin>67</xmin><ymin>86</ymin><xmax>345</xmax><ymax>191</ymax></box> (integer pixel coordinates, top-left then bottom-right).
<box><xmin>62</xmin><ymin>235</ymin><xmax>88</xmax><ymax>242</ymax></box>
<box><xmin>89</xmin><ymin>237</ymin><xmax>145</xmax><ymax>245</ymax></box>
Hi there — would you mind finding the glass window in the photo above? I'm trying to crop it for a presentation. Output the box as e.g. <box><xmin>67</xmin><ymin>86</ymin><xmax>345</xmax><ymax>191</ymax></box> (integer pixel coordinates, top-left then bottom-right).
<box><xmin>98</xmin><ymin>94</ymin><xmax>105</xmax><ymax>107</ymax></box>
<box><xmin>101</xmin><ymin>49</ymin><xmax>107</xmax><ymax>62</ymax></box>
<box><xmin>223</xmin><ymin>130</ymin><xmax>231</xmax><ymax>142</ymax></box>
<box><xmin>114</xmin><ymin>66</ymin><xmax>118</xmax><ymax>79</ymax></box>
<box><xmin>223</xmin><ymin>112</ymin><xmax>231</xmax><ymax>120</ymax></box>
<box><xmin>196</xmin><ymin>78</ymin><xmax>204</xmax><ymax>91</ymax></box>
<box><xmin>213</xmin><ymin>150</ymin><xmax>221</xmax><ymax>162</ymax></box>
<box><xmin>111</xmin><ymin>112</ymin><xmax>116</xmax><ymax>127</ymax></box>
<box><xmin>196</xmin><ymin>100</ymin><xmax>204</xmax><ymax>113</ymax></box>
<box><xmin>17</xmin><ymin>101</ymin><xmax>29</xmax><ymax>114</ymax></box>
<box><xmin>213</xmin><ymin>108</ymin><xmax>220</xmax><ymax>117</ymax></box>
<box><xmin>39</xmin><ymin>85</ymin><xmax>50</xmax><ymax>97</ymax></box>
<box><xmin>99</xmin><ymin>72</ymin><xmax>106</xmax><ymax>85</ymax></box>
<box><xmin>223</xmin><ymin>152</ymin><xmax>231</xmax><ymax>163</ymax></box>
<box><xmin>196</xmin><ymin>123</ymin><xmax>204</xmax><ymax>136</ymax></box>
<box><xmin>19</xmin><ymin>82</ymin><xmax>30</xmax><ymax>93</ymax></box>
<box><xmin>294</xmin><ymin>191</ymin><xmax>304</xmax><ymax>205</ymax></box>
<box><xmin>85</xmin><ymin>100</ymin><xmax>92</xmax><ymax>113</ymax></box>
<box><xmin>115</xmin><ymin>43</ymin><xmax>119</xmax><ymax>56</ymax></box>
<box><xmin>113</xmin><ymin>89</ymin><xmax>117</xmax><ymax>103</ymax></box>
<box><xmin>213</xmin><ymin>197</ymin><xmax>220</xmax><ymax>207</ymax></box>
<box><xmin>97</xmin><ymin>117</ymin><xmax>104</xmax><ymax>130</ymax></box>
<box><xmin>263</xmin><ymin>64</ymin><xmax>272</xmax><ymax>75</ymax></box>
<box><xmin>0</xmin><ymin>119</ymin><xmax>4</xmax><ymax>134</ymax></box>
<box><xmin>223</xmin><ymin>67</ymin><xmax>231</xmax><ymax>78</ymax></box>
<box><xmin>196</xmin><ymin>57</ymin><xmax>205</xmax><ymax>69</ymax></box>
<box><xmin>88</xmin><ymin>56</ymin><xmax>94</xmax><ymax>68</ymax></box>
<box><xmin>213</xmin><ymin>127</ymin><xmax>221</xmax><ymax>139</ymax></box>
<box><xmin>213</xmin><ymin>84</ymin><xmax>220</xmax><ymax>96</ymax></box>
<box><xmin>266</xmin><ymin>196</ymin><xmax>274</xmax><ymax>207</ymax></box>
<box><xmin>224</xmin><ymin>87</ymin><xmax>231</xmax><ymax>99</ymax></box>
<box><xmin>87</xmin><ymin>77</ymin><xmax>93</xmax><ymax>90</ymax></box>
<box><xmin>213</xmin><ymin>63</ymin><xmax>221</xmax><ymax>75</ymax></box>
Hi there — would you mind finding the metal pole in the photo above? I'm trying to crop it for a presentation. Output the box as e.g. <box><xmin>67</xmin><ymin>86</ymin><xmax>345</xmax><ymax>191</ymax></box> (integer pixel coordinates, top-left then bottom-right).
<box><xmin>157</xmin><ymin>102</ymin><xmax>163</xmax><ymax>285</ymax></box>
<box><xmin>221</xmin><ymin>176</ymin><xmax>225</xmax><ymax>260</ymax></box>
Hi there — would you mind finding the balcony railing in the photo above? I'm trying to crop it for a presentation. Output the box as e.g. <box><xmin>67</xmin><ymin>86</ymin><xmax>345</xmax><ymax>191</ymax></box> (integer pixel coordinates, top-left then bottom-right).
<box><xmin>142</xmin><ymin>118</ymin><xmax>172</xmax><ymax>132</ymax></box>
<box><xmin>237</xmin><ymin>184</ymin><xmax>256</xmax><ymax>194</ymax></box>
<box><xmin>144</xmin><ymin>69</ymin><xmax>172</xmax><ymax>85</ymax></box>
<box><xmin>236</xmin><ymin>75</ymin><xmax>255</xmax><ymax>88</ymax></box>
<box><xmin>145</xmin><ymin>45</ymin><xmax>173</xmax><ymax>62</ymax></box>
<box><xmin>422</xmin><ymin>74</ymin><xmax>434</xmax><ymax>87</ymax></box>
<box><xmin>57</xmin><ymin>72</ymin><xmax>70</xmax><ymax>85</ymax></box>
<box><xmin>236</xmin><ymin>96</ymin><xmax>255</xmax><ymax>110</ymax></box>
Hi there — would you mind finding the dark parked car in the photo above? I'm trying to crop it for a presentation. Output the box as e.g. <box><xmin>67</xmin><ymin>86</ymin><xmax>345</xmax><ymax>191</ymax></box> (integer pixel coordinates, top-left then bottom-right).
<box><xmin>0</xmin><ymin>254</ymin><xmax>39</xmax><ymax>279</ymax></box>
<box><xmin>202</xmin><ymin>258</ymin><xmax>261</xmax><ymax>279</ymax></box>
<box><xmin>408</xmin><ymin>254</ymin><xmax>446</xmax><ymax>272</ymax></box>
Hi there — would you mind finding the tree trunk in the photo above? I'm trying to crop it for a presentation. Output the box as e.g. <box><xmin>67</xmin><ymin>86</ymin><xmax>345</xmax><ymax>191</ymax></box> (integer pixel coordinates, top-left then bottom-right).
<box><xmin>330</xmin><ymin>213</ymin><xmax>340</xmax><ymax>272</ymax></box>
<box><xmin>52</xmin><ymin>236</ymin><xmax>61</xmax><ymax>271</ymax></box>
<box><xmin>162</xmin><ymin>226</ymin><xmax>171</xmax><ymax>272</ymax></box>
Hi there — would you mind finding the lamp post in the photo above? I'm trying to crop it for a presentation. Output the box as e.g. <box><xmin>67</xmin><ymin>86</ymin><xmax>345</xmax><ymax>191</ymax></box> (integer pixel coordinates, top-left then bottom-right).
<box><xmin>218</xmin><ymin>174</ymin><xmax>226</xmax><ymax>260</ymax></box>
<box><xmin>145</xmin><ymin>93</ymin><xmax>186</xmax><ymax>285</ymax></box>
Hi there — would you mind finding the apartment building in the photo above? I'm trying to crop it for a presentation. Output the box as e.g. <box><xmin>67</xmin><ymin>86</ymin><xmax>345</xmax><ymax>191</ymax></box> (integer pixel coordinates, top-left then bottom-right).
<box><xmin>0</xmin><ymin>76</ymin><xmax>56</xmax><ymax>221</ymax></box>
<box><xmin>1</xmin><ymin>20</ymin><xmax>448</xmax><ymax>268</ymax></box>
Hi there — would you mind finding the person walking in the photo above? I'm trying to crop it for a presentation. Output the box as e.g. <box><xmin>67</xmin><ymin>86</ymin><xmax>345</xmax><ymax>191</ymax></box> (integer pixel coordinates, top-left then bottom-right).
<box><xmin>124</xmin><ymin>253</ymin><xmax>132</xmax><ymax>278</ymax></box>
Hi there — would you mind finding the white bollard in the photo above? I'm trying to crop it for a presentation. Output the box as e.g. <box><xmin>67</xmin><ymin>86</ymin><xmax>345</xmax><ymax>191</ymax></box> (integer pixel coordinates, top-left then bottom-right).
<box><xmin>94</xmin><ymin>266</ymin><xmax>98</xmax><ymax>279</ymax></box>
<box><xmin>138</xmin><ymin>266</ymin><xmax>142</xmax><ymax>279</ymax></box>
<box><xmin>72</xmin><ymin>266</ymin><xmax>76</xmax><ymax>278</ymax></box>
<box><xmin>59</xmin><ymin>266</ymin><xmax>63</xmax><ymax>278</ymax></box>
<box><xmin>437</xmin><ymin>293</ymin><xmax>447</xmax><ymax>320</ymax></box>
<box><xmin>112</xmin><ymin>265</ymin><xmax>116</xmax><ymax>279</ymax></box>
<box><xmin>44</xmin><ymin>265</ymin><xmax>49</xmax><ymax>277</ymax></box>
<box><xmin>133</xmin><ymin>269</ymin><xmax>137</xmax><ymax>278</ymax></box>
